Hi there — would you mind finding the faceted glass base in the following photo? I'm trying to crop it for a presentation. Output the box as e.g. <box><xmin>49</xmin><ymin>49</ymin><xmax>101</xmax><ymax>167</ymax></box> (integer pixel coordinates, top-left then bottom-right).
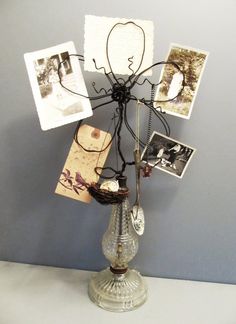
<box><xmin>88</xmin><ymin>268</ymin><xmax>148</xmax><ymax>312</ymax></box>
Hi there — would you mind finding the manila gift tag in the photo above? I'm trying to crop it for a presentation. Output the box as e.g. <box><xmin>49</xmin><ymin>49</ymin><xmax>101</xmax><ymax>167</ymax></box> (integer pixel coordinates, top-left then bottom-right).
<box><xmin>55</xmin><ymin>124</ymin><xmax>112</xmax><ymax>203</ymax></box>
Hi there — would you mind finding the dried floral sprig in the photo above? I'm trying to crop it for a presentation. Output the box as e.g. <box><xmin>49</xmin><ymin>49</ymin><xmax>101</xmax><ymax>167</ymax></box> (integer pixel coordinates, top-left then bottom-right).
<box><xmin>59</xmin><ymin>169</ymin><xmax>88</xmax><ymax>195</ymax></box>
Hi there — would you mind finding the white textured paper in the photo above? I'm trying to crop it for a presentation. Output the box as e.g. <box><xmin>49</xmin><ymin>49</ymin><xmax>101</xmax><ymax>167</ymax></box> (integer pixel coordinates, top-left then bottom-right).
<box><xmin>24</xmin><ymin>42</ymin><xmax>93</xmax><ymax>131</ymax></box>
<box><xmin>84</xmin><ymin>15</ymin><xmax>154</xmax><ymax>76</ymax></box>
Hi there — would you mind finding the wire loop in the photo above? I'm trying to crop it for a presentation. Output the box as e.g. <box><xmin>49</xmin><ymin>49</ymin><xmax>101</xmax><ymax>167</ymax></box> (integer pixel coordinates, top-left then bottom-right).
<box><xmin>57</xmin><ymin>21</ymin><xmax>185</xmax><ymax>181</ymax></box>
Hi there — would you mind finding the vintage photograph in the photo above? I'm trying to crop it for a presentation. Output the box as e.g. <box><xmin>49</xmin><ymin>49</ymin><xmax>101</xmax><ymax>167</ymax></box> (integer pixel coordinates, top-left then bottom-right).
<box><xmin>24</xmin><ymin>42</ymin><xmax>92</xmax><ymax>130</ymax></box>
<box><xmin>141</xmin><ymin>131</ymin><xmax>196</xmax><ymax>178</ymax></box>
<box><xmin>34</xmin><ymin>52</ymin><xmax>72</xmax><ymax>98</ymax></box>
<box><xmin>154</xmin><ymin>44</ymin><xmax>209</xmax><ymax>119</ymax></box>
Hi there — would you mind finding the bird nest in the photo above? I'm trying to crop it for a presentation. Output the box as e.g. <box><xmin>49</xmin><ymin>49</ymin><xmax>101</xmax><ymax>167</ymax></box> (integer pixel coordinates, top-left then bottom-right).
<box><xmin>88</xmin><ymin>182</ymin><xmax>129</xmax><ymax>205</ymax></box>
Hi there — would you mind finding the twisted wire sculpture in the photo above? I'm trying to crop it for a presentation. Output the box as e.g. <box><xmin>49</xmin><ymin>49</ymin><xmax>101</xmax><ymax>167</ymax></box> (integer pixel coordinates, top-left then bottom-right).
<box><xmin>58</xmin><ymin>21</ymin><xmax>185</xmax><ymax>182</ymax></box>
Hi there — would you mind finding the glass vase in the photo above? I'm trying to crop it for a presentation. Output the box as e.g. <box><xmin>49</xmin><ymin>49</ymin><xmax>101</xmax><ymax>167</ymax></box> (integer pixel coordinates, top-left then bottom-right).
<box><xmin>88</xmin><ymin>176</ymin><xmax>147</xmax><ymax>312</ymax></box>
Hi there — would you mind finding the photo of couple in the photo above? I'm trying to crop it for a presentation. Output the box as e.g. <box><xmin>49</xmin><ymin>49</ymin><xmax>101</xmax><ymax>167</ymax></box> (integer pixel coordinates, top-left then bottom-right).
<box><xmin>142</xmin><ymin>131</ymin><xmax>196</xmax><ymax>178</ymax></box>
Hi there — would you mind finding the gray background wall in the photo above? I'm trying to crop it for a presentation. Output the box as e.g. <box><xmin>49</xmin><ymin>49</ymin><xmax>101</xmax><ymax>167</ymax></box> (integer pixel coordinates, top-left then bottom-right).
<box><xmin>0</xmin><ymin>0</ymin><xmax>236</xmax><ymax>284</ymax></box>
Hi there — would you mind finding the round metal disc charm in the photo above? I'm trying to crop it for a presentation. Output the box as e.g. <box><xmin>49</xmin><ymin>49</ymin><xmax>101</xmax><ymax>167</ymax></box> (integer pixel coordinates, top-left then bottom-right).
<box><xmin>131</xmin><ymin>205</ymin><xmax>145</xmax><ymax>236</ymax></box>
<box><xmin>100</xmin><ymin>180</ymin><xmax>119</xmax><ymax>192</ymax></box>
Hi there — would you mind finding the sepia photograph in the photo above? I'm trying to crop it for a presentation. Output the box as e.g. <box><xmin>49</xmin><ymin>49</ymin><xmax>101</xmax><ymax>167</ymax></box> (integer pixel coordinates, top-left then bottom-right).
<box><xmin>154</xmin><ymin>44</ymin><xmax>209</xmax><ymax>119</ymax></box>
<box><xmin>34</xmin><ymin>52</ymin><xmax>72</xmax><ymax>99</ymax></box>
<box><xmin>24</xmin><ymin>42</ymin><xmax>92</xmax><ymax>130</ymax></box>
<box><xmin>141</xmin><ymin>131</ymin><xmax>196</xmax><ymax>178</ymax></box>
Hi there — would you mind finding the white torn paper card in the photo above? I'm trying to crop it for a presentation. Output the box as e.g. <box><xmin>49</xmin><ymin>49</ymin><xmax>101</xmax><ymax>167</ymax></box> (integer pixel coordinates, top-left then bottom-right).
<box><xmin>24</xmin><ymin>41</ymin><xmax>93</xmax><ymax>131</ymax></box>
<box><xmin>84</xmin><ymin>15</ymin><xmax>154</xmax><ymax>76</ymax></box>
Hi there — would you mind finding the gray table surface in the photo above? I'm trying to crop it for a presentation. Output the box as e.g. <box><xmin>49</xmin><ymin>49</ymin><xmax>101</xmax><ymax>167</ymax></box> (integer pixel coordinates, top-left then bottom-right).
<box><xmin>0</xmin><ymin>261</ymin><xmax>235</xmax><ymax>324</ymax></box>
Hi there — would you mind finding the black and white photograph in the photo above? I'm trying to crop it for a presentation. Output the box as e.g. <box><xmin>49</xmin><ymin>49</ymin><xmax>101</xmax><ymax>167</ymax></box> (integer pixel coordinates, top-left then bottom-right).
<box><xmin>24</xmin><ymin>42</ymin><xmax>92</xmax><ymax>130</ymax></box>
<box><xmin>34</xmin><ymin>52</ymin><xmax>72</xmax><ymax>99</ymax></box>
<box><xmin>154</xmin><ymin>44</ymin><xmax>208</xmax><ymax>119</ymax></box>
<box><xmin>141</xmin><ymin>131</ymin><xmax>196</xmax><ymax>178</ymax></box>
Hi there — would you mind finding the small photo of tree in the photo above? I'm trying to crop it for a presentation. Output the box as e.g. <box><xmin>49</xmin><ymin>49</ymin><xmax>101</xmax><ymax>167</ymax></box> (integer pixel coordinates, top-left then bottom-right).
<box><xmin>155</xmin><ymin>44</ymin><xmax>208</xmax><ymax>119</ymax></box>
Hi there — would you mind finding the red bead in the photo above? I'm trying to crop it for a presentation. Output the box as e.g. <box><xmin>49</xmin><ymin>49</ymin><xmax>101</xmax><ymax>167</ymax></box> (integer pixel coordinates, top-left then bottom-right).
<box><xmin>142</xmin><ymin>164</ymin><xmax>152</xmax><ymax>177</ymax></box>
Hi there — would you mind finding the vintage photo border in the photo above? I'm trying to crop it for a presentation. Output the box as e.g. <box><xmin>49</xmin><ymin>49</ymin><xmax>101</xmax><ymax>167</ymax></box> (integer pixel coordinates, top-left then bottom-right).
<box><xmin>154</xmin><ymin>43</ymin><xmax>209</xmax><ymax>119</ymax></box>
<box><xmin>24</xmin><ymin>41</ymin><xmax>93</xmax><ymax>131</ymax></box>
<box><xmin>141</xmin><ymin>130</ymin><xmax>196</xmax><ymax>179</ymax></box>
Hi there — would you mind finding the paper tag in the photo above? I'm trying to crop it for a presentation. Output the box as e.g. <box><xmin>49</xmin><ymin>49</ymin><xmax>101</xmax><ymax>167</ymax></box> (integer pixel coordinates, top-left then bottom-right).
<box><xmin>84</xmin><ymin>15</ymin><xmax>154</xmax><ymax>76</ymax></box>
<box><xmin>55</xmin><ymin>124</ymin><xmax>112</xmax><ymax>203</ymax></box>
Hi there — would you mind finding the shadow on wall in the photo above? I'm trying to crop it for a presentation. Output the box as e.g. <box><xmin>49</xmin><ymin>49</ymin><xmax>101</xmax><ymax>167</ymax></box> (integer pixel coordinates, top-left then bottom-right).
<box><xmin>1</xmin><ymin>114</ymin><xmax>72</xmax><ymax>217</ymax></box>
<box><xmin>0</xmin><ymin>114</ymin><xmax>110</xmax><ymax>270</ymax></box>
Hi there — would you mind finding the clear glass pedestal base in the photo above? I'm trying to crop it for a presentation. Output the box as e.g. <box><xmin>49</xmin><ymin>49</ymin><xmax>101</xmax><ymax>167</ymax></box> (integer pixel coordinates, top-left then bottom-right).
<box><xmin>88</xmin><ymin>268</ymin><xmax>148</xmax><ymax>312</ymax></box>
